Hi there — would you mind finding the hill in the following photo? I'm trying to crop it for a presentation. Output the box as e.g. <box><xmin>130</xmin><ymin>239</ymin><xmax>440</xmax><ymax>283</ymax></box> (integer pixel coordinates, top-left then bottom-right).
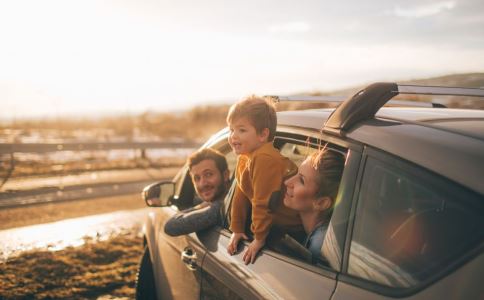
<box><xmin>288</xmin><ymin>72</ymin><xmax>484</xmax><ymax>110</ymax></box>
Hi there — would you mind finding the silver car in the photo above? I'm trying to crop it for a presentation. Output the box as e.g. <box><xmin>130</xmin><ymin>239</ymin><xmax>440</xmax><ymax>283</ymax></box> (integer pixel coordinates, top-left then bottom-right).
<box><xmin>136</xmin><ymin>82</ymin><xmax>484</xmax><ymax>299</ymax></box>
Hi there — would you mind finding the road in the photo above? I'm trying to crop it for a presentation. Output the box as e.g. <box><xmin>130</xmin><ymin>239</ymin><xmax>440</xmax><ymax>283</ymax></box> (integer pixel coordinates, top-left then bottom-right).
<box><xmin>0</xmin><ymin>167</ymin><xmax>179</xmax><ymax>208</ymax></box>
<box><xmin>0</xmin><ymin>206</ymin><xmax>151</xmax><ymax>262</ymax></box>
<box><xmin>0</xmin><ymin>168</ymin><xmax>178</xmax><ymax>261</ymax></box>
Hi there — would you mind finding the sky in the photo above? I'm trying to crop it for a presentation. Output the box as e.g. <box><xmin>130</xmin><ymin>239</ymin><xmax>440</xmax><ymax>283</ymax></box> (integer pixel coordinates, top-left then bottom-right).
<box><xmin>1</xmin><ymin>0</ymin><xmax>483</xmax><ymax>120</ymax></box>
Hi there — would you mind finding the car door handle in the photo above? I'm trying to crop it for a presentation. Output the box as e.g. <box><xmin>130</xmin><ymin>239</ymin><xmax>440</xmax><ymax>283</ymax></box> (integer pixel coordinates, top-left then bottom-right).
<box><xmin>181</xmin><ymin>248</ymin><xmax>198</xmax><ymax>271</ymax></box>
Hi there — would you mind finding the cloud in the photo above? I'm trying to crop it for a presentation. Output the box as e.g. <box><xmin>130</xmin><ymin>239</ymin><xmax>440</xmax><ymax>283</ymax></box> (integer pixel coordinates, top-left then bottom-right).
<box><xmin>268</xmin><ymin>21</ymin><xmax>311</xmax><ymax>33</ymax></box>
<box><xmin>393</xmin><ymin>1</ymin><xmax>456</xmax><ymax>18</ymax></box>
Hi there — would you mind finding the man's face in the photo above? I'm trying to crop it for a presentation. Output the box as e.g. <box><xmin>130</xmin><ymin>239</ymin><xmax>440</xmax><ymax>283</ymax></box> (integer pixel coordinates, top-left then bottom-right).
<box><xmin>190</xmin><ymin>159</ymin><xmax>227</xmax><ymax>202</ymax></box>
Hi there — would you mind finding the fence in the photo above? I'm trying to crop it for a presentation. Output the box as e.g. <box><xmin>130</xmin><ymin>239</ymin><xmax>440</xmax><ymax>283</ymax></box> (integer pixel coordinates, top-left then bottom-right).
<box><xmin>0</xmin><ymin>141</ymin><xmax>199</xmax><ymax>207</ymax></box>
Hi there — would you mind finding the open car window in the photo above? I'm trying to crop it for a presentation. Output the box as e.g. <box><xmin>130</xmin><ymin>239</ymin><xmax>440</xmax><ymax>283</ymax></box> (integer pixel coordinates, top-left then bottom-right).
<box><xmin>172</xmin><ymin>135</ymin><xmax>236</xmax><ymax>211</ymax></box>
<box><xmin>222</xmin><ymin>134</ymin><xmax>349</xmax><ymax>270</ymax></box>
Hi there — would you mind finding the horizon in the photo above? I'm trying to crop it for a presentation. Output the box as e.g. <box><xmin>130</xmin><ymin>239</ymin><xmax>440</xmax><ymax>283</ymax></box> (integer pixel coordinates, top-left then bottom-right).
<box><xmin>2</xmin><ymin>71</ymin><xmax>483</xmax><ymax>123</ymax></box>
<box><xmin>1</xmin><ymin>0</ymin><xmax>484</xmax><ymax>121</ymax></box>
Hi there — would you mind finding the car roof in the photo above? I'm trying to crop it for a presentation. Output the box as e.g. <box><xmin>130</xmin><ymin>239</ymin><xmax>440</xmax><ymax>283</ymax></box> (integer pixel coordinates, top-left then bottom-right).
<box><xmin>279</xmin><ymin>107</ymin><xmax>484</xmax><ymax>137</ymax></box>
<box><xmin>277</xmin><ymin>107</ymin><xmax>484</xmax><ymax>196</ymax></box>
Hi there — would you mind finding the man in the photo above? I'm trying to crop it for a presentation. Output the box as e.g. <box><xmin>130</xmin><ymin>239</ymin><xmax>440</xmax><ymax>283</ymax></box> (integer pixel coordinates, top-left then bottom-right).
<box><xmin>164</xmin><ymin>148</ymin><xmax>230</xmax><ymax>236</ymax></box>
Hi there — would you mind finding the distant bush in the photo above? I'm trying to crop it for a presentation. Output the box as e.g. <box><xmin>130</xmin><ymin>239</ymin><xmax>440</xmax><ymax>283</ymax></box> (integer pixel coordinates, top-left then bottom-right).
<box><xmin>2</xmin><ymin>73</ymin><xmax>483</xmax><ymax>141</ymax></box>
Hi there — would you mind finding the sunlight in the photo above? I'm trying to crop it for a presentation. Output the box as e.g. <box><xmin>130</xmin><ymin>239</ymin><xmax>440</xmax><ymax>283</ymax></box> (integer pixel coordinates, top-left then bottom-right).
<box><xmin>0</xmin><ymin>0</ymin><xmax>483</xmax><ymax>120</ymax></box>
<box><xmin>0</xmin><ymin>209</ymin><xmax>147</xmax><ymax>261</ymax></box>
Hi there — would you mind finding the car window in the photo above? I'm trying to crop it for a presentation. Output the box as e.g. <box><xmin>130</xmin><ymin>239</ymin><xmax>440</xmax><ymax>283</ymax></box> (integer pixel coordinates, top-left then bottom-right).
<box><xmin>348</xmin><ymin>155</ymin><xmax>484</xmax><ymax>289</ymax></box>
<box><xmin>224</xmin><ymin>151</ymin><xmax>236</xmax><ymax>177</ymax></box>
<box><xmin>279</xmin><ymin>142</ymin><xmax>317</xmax><ymax>166</ymax></box>
<box><xmin>224</xmin><ymin>136</ymin><xmax>350</xmax><ymax>270</ymax></box>
<box><xmin>210</xmin><ymin>138</ymin><xmax>237</xmax><ymax>176</ymax></box>
<box><xmin>173</xmin><ymin>166</ymin><xmax>197</xmax><ymax>210</ymax></box>
<box><xmin>172</xmin><ymin>138</ymin><xmax>236</xmax><ymax>211</ymax></box>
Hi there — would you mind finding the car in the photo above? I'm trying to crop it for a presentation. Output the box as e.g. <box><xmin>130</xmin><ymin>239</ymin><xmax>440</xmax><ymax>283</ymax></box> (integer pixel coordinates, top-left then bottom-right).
<box><xmin>135</xmin><ymin>82</ymin><xmax>484</xmax><ymax>300</ymax></box>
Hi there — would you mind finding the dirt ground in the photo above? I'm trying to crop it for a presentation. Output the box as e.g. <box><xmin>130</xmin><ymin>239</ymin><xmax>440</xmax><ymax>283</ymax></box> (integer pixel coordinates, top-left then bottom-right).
<box><xmin>0</xmin><ymin>194</ymin><xmax>148</xmax><ymax>299</ymax></box>
<box><xmin>0</xmin><ymin>233</ymin><xmax>144</xmax><ymax>300</ymax></box>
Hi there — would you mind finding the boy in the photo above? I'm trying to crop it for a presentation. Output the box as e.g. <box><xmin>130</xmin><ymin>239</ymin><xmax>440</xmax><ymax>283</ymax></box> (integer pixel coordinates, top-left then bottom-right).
<box><xmin>226</xmin><ymin>95</ymin><xmax>301</xmax><ymax>264</ymax></box>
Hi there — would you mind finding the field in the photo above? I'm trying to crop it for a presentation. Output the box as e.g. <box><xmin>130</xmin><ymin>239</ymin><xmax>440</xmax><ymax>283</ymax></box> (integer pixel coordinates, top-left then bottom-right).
<box><xmin>1</xmin><ymin>72</ymin><xmax>483</xmax><ymax>299</ymax></box>
<box><xmin>0</xmin><ymin>194</ymin><xmax>146</xmax><ymax>300</ymax></box>
<box><xmin>0</xmin><ymin>233</ymin><xmax>143</xmax><ymax>300</ymax></box>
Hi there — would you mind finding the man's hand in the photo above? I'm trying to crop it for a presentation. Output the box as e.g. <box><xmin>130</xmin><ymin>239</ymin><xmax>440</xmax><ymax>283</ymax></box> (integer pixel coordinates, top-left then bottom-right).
<box><xmin>227</xmin><ymin>232</ymin><xmax>248</xmax><ymax>255</ymax></box>
<box><xmin>242</xmin><ymin>239</ymin><xmax>265</xmax><ymax>265</ymax></box>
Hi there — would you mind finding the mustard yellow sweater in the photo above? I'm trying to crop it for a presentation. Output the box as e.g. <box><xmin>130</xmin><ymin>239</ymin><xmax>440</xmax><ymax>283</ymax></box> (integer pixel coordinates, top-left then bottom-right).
<box><xmin>230</xmin><ymin>142</ymin><xmax>301</xmax><ymax>240</ymax></box>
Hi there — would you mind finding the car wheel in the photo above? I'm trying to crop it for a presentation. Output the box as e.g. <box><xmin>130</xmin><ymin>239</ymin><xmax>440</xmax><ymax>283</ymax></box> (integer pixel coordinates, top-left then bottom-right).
<box><xmin>136</xmin><ymin>246</ymin><xmax>157</xmax><ymax>300</ymax></box>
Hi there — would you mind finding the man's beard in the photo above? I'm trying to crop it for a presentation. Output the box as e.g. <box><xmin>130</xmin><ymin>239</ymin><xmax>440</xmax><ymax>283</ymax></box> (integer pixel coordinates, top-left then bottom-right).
<box><xmin>198</xmin><ymin>181</ymin><xmax>227</xmax><ymax>202</ymax></box>
<box><xmin>212</xmin><ymin>181</ymin><xmax>227</xmax><ymax>201</ymax></box>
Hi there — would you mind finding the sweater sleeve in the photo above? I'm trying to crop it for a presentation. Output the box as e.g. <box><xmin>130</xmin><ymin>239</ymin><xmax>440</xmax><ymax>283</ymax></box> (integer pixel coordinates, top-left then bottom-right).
<box><xmin>229</xmin><ymin>184</ymin><xmax>250</xmax><ymax>233</ymax></box>
<box><xmin>250</xmin><ymin>154</ymin><xmax>286</xmax><ymax>241</ymax></box>
<box><xmin>164</xmin><ymin>201</ymin><xmax>221</xmax><ymax>236</ymax></box>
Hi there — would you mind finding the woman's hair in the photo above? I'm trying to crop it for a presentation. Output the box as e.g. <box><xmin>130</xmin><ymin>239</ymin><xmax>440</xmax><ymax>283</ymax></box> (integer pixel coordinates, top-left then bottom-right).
<box><xmin>309</xmin><ymin>148</ymin><xmax>345</xmax><ymax>201</ymax></box>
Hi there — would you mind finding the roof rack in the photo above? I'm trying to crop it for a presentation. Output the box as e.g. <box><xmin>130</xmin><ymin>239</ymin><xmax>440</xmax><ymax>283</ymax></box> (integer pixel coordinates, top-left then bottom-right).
<box><xmin>269</xmin><ymin>83</ymin><xmax>484</xmax><ymax>137</ymax></box>
<box><xmin>322</xmin><ymin>82</ymin><xmax>484</xmax><ymax>137</ymax></box>
<box><xmin>267</xmin><ymin>95</ymin><xmax>443</xmax><ymax>108</ymax></box>
<box><xmin>397</xmin><ymin>84</ymin><xmax>484</xmax><ymax>97</ymax></box>
<box><xmin>268</xmin><ymin>95</ymin><xmax>346</xmax><ymax>103</ymax></box>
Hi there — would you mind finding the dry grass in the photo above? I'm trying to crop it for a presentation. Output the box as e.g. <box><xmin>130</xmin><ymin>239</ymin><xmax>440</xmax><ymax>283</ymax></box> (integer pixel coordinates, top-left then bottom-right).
<box><xmin>0</xmin><ymin>193</ymin><xmax>148</xmax><ymax>299</ymax></box>
<box><xmin>0</xmin><ymin>233</ymin><xmax>143</xmax><ymax>300</ymax></box>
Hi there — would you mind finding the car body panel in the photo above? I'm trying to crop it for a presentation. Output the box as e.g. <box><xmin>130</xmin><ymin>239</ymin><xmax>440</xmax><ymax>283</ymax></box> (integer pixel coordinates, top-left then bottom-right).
<box><xmin>348</xmin><ymin>120</ymin><xmax>484</xmax><ymax>195</ymax></box>
<box><xmin>279</xmin><ymin>107</ymin><xmax>484</xmax><ymax>132</ymax></box>
<box><xmin>145</xmin><ymin>207</ymin><xmax>205</xmax><ymax>299</ymax></box>
<box><xmin>281</xmin><ymin>107</ymin><xmax>484</xmax><ymax>196</ymax></box>
<box><xmin>199</xmin><ymin>228</ymin><xmax>337</xmax><ymax>300</ymax></box>
<box><xmin>332</xmin><ymin>253</ymin><xmax>484</xmax><ymax>300</ymax></box>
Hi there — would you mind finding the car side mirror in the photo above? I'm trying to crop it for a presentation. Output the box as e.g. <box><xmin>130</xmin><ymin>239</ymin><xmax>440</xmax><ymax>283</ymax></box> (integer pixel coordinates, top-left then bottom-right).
<box><xmin>142</xmin><ymin>181</ymin><xmax>175</xmax><ymax>207</ymax></box>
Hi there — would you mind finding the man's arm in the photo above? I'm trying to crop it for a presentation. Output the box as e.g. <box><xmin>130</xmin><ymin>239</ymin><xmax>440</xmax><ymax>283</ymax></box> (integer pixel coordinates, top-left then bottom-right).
<box><xmin>164</xmin><ymin>200</ymin><xmax>222</xmax><ymax>236</ymax></box>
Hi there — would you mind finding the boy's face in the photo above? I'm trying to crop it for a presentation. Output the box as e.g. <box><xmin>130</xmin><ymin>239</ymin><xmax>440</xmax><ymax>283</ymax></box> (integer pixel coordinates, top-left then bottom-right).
<box><xmin>228</xmin><ymin>117</ymin><xmax>269</xmax><ymax>155</ymax></box>
<box><xmin>190</xmin><ymin>159</ymin><xmax>227</xmax><ymax>202</ymax></box>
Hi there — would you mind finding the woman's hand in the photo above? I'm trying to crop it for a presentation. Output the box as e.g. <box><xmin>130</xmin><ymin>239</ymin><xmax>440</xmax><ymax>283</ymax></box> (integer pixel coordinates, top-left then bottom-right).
<box><xmin>227</xmin><ymin>232</ymin><xmax>248</xmax><ymax>255</ymax></box>
<box><xmin>243</xmin><ymin>239</ymin><xmax>265</xmax><ymax>265</ymax></box>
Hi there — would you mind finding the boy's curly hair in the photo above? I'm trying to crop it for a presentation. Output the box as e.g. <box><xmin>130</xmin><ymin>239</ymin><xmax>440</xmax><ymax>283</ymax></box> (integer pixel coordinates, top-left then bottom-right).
<box><xmin>226</xmin><ymin>95</ymin><xmax>277</xmax><ymax>141</ymax></box>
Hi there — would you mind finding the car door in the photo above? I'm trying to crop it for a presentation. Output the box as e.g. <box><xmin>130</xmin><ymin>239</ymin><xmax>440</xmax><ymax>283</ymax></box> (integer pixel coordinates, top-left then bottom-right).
<box><xmin>332</xmin><ymin>148</ymin><xmax>484</xmax><ymax>300</ymax></box>
<box><xmin>150</xmin><ymin>165</ymin><xmax>206</xmax><ymax>300</ymax></box>
<box><xmin>149</xmin><ymin>132</ymin><xmax>239</xmax><ymax>300</ymax></box>
<box><xmin>198</xmin><ymin>134</ymin><xmax>362</xmax><ymax>299</ymax></box>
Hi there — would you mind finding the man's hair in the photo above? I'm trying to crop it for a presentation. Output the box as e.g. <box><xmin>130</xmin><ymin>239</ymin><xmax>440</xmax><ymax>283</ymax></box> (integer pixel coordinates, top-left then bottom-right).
<box><xmin>226</xmin><ymin>95</ymin><xmax>277</xmax><ymax>141</ymax></box>
<box><xmin>188</xmin><ymin>148</ymin><xmax>228</xmax><ymax>174</ymax></box>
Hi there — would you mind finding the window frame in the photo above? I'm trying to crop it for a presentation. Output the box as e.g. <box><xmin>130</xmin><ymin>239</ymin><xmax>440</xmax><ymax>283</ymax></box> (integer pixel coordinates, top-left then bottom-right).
<box><xmin>339</xmin><ymin>146</ymin><xmax>484</xmax><ymax>297</ymax></box>
<box><xmin>218</xmin><ymin>127</ymin><xmax>362</xmax><ymax>275</ymax></box>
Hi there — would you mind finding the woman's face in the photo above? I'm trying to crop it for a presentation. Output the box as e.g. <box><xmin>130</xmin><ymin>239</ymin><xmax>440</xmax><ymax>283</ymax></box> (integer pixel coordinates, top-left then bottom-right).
<box><xmin>283</xmin><ymin>157</ymin><xmax>320</xmax><ymax>212</ymax></box>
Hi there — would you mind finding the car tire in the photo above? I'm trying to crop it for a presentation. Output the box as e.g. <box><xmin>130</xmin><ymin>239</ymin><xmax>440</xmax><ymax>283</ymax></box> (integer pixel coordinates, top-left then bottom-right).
<box><xmin>136</xmin><ymin>246</ymin><xmax>157</xmax><ymax>300</ymax></box>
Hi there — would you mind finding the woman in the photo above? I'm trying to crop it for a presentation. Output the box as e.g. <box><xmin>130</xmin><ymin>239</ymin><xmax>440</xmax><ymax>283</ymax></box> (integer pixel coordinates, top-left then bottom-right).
<box><xmin>283</xmin><ymin>148</ymin><xmax>345</xmax><ymax>259</ymax></box>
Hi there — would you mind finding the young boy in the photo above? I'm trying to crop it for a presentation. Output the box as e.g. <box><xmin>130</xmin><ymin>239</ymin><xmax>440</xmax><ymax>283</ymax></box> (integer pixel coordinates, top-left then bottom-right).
<box><xmin>226</xmin><ymin>95</ymin><xmax>301</xmax><ymax>264</ymax></box>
